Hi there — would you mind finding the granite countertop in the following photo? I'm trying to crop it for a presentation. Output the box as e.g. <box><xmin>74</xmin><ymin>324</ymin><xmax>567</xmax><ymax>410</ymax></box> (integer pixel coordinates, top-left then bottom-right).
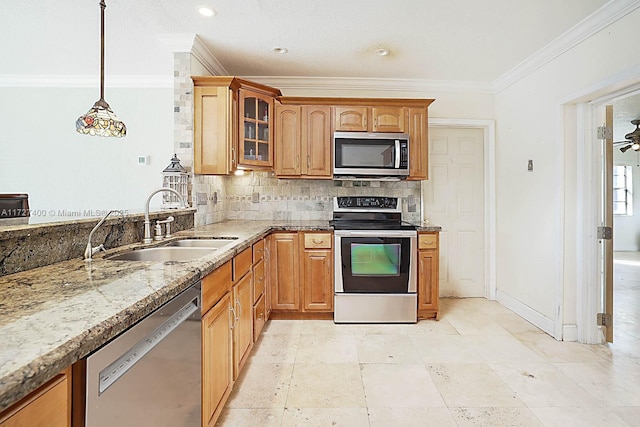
<box><xmin>0</xmin><ymin>220</ymin><xmax>331</xmax><ymax>412</ymax></box>
<box><xmin>0</xmin><ymin>219</ymin><xmax>440</xmax><ymax>411</ymax></box>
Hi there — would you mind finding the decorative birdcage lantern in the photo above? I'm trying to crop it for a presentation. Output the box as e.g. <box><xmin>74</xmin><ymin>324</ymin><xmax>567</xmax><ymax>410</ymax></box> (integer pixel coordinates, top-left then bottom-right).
<box><xmin>162</xmin><ymin>154</ymin><xmax>189</xmax><ymax>208</ymax></box>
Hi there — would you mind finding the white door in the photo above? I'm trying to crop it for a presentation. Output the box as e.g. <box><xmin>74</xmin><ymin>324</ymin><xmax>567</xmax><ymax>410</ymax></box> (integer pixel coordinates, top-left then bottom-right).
<box><xmin>423</xmin><ymin>127</ymin><xmax>485</xmax><ymax>297</ymax></box>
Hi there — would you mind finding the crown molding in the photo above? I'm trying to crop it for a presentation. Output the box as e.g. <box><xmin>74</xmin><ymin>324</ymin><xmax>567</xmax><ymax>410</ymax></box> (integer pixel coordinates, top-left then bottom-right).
<box><xmin>157</xmin><ymin>33</ymin><xmax>228</xmax><ymax>76</ymax></box>
<box><xmin>242</xmin><ymin>76</ymin><xmax>494</xmax><ymax>94</ymax></box>
<box><xmin>0</xmin><ymin>75</ymin><xmax>172</xmax><ymax>88</ymax></box>
<box><xmin>192</xmin><ymin>36</ymin><xmax>228</xmax><ymax>76</ymax></box>
<box><xmin>493</xmin><ymin>0</ymin><xmax>640</xmax><ymax>93</ymax></box>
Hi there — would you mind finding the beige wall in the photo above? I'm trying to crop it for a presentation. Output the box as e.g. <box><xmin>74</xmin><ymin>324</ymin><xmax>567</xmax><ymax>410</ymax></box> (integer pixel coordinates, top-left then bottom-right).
<box><xmin>0</xmin><ymin>86</ymin><xmax>174</xmax><ymax>222</ymax></box>
<box><xmin>494</xmin><ymin>7</ymin><xmax>640</xmax><ymax>331</ymax></box>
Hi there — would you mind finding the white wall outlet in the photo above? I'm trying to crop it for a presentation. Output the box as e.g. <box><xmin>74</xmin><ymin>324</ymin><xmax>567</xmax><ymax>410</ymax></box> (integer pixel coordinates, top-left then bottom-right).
<box><xmin>137</xmin><ymin>155</ymin><xmax>150</xmax><ymax>166</ymax></box>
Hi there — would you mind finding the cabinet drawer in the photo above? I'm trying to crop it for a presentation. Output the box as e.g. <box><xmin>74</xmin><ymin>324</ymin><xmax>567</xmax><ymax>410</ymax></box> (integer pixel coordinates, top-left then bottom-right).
<box><xmin>304</xmin><ymin>233</ymin><xmax>332</xmax><ymax>249</ymax></box>
<box><xmin>418</xmin><ymin>233</ymin><xmax>438</xmax><ymax>249</ymax></box>
<box><xmin>202</xmin><ymin>261</ymin><xmax>232</xmax><ymax>313</ymax></box>
<box><xmin>252</xmin><ymin>239</ymin><xmax>265</xmax><ymax>264</ymax></box>
<box><xmin>253</xmin><ymin>259</ymin><xmax>265</xmax><ymax>304</ymax></box>
<box><xmin>0</xmin><ymin>369</ymin><xmax>69</xmax><ymax>427</ymax></box>
<box><xmin>233</xmin><ymin>247</ymin><xmax>253</xmax><ymax>281</ymax></box>
<box><xmin>253</xmin><ymin>293</ymin><xmax>266</xmax><ymax>340</ymax></box>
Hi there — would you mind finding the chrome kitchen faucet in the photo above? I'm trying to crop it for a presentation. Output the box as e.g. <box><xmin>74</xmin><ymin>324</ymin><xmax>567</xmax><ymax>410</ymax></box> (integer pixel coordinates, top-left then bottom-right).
<box><xmin>84</xmin><ymin>210</ymin><xmax>125</xmax><ymax>261</ymax></box>
<box><xmin>143</xmin><ymin>188</ymin><xmax>188</xmax><ymax>244</ymax></box>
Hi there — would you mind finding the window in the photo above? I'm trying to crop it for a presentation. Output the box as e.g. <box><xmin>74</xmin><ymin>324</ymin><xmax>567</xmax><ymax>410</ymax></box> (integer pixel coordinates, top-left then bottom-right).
<box><xmin>613</xmin><ymin>165</ymin><xmax>633</xmax><ymax>216</ymax></box>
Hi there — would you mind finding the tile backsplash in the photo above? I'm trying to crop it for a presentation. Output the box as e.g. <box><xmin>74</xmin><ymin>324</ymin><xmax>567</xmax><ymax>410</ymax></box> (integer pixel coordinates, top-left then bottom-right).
<box><xmin>193</xmin><ymin>172</ymin><xmax>421</xmax><ymax>226</ymax></box>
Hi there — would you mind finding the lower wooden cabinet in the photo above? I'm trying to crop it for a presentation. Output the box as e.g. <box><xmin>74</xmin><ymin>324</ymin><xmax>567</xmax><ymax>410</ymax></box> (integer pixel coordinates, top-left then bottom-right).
<box><xmin>0</xmin><ymin>367</ymin><xmax>71</xmax><ymax>427</ymax></box>
<box><xmin>417</xmin><ymin>232</ymin><xmax>439</xmax><ymax>319</ymax></box>
<box><xmin>270</xmin><ymin>232</ymin><xmax>333</xmax><ymax>316</ymax></box>
<box><xmin>232</xmin><ymin>248</ymin><xmax>254</xmax><ymax>379</ymax></box>
<box><xmin>270</xmin><ymin>233</ymin><xmax>300</xmax><ymax>310</ymax></box>
<box><xmin>264</xmin><ymin>234</ymin><xmax>273</xmax><ymax>319</ymax></box>
<box><xmin>202</xmin><ymin>292</ymin><xmax>232</xmax><ymax>427</ymax></box>
<box><xmin>301</xmin><ymin>233</ymin><xmax>333</xmax><ymax>312</ymax></box>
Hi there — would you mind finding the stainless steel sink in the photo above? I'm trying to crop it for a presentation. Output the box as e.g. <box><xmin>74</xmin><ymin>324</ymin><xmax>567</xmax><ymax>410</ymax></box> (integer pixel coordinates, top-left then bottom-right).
<box><xmin>107</xmin><ymin>247</ymin><xmax>216</xmax><ymax>262</ymax></box>
<box><xmin>165</xmin><ymin>238</ymin><xmax>237</xmax><ymax>249</ymax></box>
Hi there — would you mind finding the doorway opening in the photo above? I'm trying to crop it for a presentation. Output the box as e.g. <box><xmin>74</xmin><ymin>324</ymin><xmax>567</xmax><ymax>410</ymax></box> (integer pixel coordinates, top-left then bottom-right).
<box><xmin>575</xmin><ymin>84</ymin><xmax>640</xmax><ymax>344</ymax></box>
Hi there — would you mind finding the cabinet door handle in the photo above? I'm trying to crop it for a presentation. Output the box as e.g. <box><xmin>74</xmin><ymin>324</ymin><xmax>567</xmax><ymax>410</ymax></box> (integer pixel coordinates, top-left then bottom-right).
<box><xmin>236</xmin><ymin>299</ymin><xmax>242</xmax><ymax>319</ymax></box>
<box><xmin>364</xmin><ymin>116</ymin><xmax>367</xmax><ymax>128</ymax></box>
<box><xmin>229</xmin><ymin>306</ymin><xmax>237</xmax><ymax>329</ymax></box>
<box><xmin>312</xmin><ymin>238</ymin><xmax>323</xmax><ymax>244</ymax></box>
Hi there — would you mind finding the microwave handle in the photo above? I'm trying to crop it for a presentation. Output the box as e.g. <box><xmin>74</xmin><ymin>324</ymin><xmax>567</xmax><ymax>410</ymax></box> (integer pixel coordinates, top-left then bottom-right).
<box><xmin>395</xmin><ymin>140</ymin><xmax>400</xmax><ymax>169</ymax></box>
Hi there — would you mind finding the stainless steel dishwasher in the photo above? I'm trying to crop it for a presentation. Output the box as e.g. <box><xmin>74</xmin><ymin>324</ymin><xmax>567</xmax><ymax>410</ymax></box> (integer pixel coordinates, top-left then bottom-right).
<box><xmin>86</xmin><ymin>282</ymin><xmax>201</xmax><ymax>427</ymax></box>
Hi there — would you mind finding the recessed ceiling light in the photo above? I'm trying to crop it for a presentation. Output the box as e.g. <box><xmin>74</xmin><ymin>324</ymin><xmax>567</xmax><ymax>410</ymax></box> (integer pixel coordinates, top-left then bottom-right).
<box><xmin>272</xmin><ymin>47</ymin><xmax>288</xmax><ymax>54</ymax></box>
<box><xmin>197</xmin><ymin>6</ymin><xmax>216</xmax><ymax>17</ymax></box>
<box><xmin>374</xmin><ymin>48</ymin><xmax>390</xmax><ymax>57</ymax></box>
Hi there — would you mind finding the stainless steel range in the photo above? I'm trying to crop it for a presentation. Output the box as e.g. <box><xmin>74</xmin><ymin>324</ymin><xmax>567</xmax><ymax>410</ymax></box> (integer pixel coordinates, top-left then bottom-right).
<box><xmin>331</xmin><ymin>196</ymin><xmax>417</xmax><ymax>323</ymax></box>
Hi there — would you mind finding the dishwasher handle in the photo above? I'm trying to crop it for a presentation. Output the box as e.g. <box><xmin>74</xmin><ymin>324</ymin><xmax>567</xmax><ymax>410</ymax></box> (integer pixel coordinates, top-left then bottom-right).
<box><xmin>97</xmin><ymin>294</ymin><xmax>199</xmax><ymax>395</ymax></box>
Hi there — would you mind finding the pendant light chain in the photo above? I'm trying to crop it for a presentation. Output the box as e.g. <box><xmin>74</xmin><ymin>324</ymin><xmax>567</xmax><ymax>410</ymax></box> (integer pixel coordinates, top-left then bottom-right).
<box><xmin>76</xmin><ymin>0</ymin><xmax>127</xmax><ymax>138</ymax></box>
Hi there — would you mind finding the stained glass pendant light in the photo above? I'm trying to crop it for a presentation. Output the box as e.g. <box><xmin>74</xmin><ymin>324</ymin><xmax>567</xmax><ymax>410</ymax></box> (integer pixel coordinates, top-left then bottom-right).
<box><xmin>76</xmin><ymin>0</ymin><xmax>126</xmax><ymax>137</ymax></box>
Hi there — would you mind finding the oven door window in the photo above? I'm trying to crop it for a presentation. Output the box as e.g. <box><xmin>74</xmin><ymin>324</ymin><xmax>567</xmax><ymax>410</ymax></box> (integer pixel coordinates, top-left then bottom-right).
<box><xmin>340</xmin><ymin>236</ymin><xmax>411</xmax><ymax>293</ymax></box>
<box><xmin>351</xmin><ymin>243</ymin><xmax>400</xmax><ymax>276</ymax></box>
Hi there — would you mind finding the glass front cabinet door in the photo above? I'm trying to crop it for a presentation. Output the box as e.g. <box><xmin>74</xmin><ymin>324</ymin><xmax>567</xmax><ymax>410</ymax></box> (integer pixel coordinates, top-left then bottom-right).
<box><xmin>239</xmin><ymin>89</ymin><xmax>274</xmax><ymax>168</ymax></box>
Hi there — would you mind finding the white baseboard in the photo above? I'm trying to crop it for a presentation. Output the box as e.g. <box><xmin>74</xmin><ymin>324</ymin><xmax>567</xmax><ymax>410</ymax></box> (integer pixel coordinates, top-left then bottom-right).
<box><xmin>496</xmin><ymin>290</ymin><xmax>557</xmax><ymax>338</ymax></box>
<box><xmin>562</xmin><ymin>324</ymin><xmax>578</xmax><ymax>342</ymax></box>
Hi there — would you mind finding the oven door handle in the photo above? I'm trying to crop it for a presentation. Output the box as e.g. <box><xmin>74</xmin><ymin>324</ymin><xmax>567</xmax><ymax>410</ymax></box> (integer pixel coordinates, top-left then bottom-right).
<box><xmin>395</xmin><ymin>139</ymin><xmax>401</xmax><ymax>169</ymax></box>
<box><xmin>334</xmin><ymin>229</ymin><xmax>416</xmax><ymax>238</ymax></box>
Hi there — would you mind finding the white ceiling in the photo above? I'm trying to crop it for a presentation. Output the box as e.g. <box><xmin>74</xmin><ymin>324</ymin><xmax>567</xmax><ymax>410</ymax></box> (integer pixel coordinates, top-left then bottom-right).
<box><xmin>1</xmin><ymin>0</ymin><xmax>611</xmax><ymax>84</ymax></box>
<box><xmin>2</xmin><ymin>0</ymin><xmax>639</xmax><ymax>130</ymax></box>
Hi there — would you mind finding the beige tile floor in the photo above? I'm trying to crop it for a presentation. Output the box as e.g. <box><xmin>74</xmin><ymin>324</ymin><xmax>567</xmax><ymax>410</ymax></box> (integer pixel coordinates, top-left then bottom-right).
<box><xmin>216</xmin><ymin>256</ymin><xmax>640</xmax><ymax>426</ymax></box>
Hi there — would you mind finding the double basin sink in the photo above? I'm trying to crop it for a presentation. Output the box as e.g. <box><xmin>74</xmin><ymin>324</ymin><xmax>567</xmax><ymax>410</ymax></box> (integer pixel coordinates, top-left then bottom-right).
<box><xmin>107</xmin><ymin>238</ymin><xmax>237</xmax><ymax>262</ymax></box>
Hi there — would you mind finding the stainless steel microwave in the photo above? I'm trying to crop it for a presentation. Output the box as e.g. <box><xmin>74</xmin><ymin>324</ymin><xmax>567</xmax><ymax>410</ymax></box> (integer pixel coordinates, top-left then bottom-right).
<box><xmin>333</xmin><ymin>132</ymin><xmax>410</xmax><ymax>178</ymax></box>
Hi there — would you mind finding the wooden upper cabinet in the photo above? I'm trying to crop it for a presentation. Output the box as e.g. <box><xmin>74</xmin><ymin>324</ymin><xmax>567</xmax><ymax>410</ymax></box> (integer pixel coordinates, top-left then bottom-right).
<box><xmin>334</xmin><ymin>106</ymin><xmax>368</xmax><ymax>131</ymax></box>
<box><xmin>275</xmin><ymin>96</ymin><xmax>434</xmax><ymax>180</ymax></box>
<box><xmin>275</xmin><ymin>104</ymin><xmax>301</xmax><ymax>176</ymax></box>
<box><xmin>372</xmin><ymin>107</ymin><xmax>406</xmax><ymax>132</ymax></box>
<box><xmin>407</xmin><ymin>107</ymin><xmax>429</xmax><ymax>180</ymax></box>
<box><xmin>333</xmin><ymin>106</ymin><xmax>405</xmax><ymax>133</ymax></box>
<box><xmin>239</xmin><ymin>89</ymin><xmax>275</xmax><ymax>169</ymax></box>
<box><xmin>302</xmin><ymin>106</ymin><xmax>331</xmax><ymax>177</ymax></box>
<box><xmin>193</xmin><ymin>85</ymin><xmax>236</xmax><ymax>175</ymax></box>
<box><xmin>192</xmin><ymin>76</ymin><xmax>281</xmax><ymax>175</ymax></box>
<box><xmin>275</xmin><ymin>104</ymin><xmax>331</xmax><ymax>178</ymax></box>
